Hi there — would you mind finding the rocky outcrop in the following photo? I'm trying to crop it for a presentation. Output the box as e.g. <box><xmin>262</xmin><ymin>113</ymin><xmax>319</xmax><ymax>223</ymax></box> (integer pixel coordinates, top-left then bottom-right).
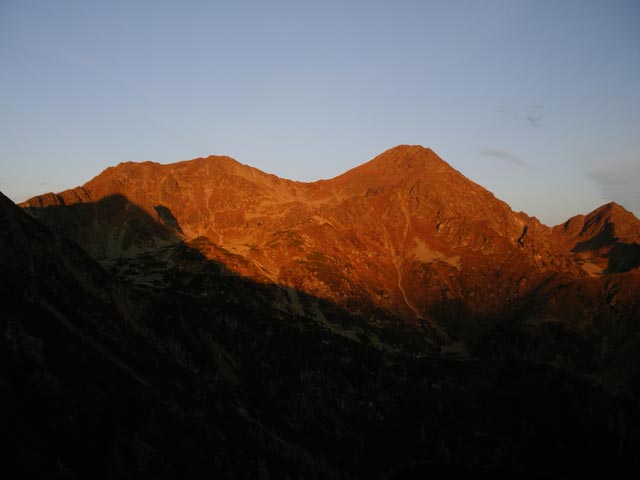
<box><xmin>554</xmin><ymin>202</ymin><xmax>640</xmax><ymax>274</ymax></box>
<box><xmin>23</xmin><ymin>146</ymin><xmax>640</xmax><ymax>343</ymax></box>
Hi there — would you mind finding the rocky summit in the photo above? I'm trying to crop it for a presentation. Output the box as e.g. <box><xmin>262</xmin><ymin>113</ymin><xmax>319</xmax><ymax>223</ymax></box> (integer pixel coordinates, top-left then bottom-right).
<box><xmin>4</xmin><ymin>145</ymin><xmax>640</xmax><ymax>478</ymax></box>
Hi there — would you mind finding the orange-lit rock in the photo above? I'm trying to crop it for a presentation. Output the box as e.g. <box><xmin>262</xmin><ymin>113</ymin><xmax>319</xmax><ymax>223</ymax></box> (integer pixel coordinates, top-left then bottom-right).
<box><xmin>22</xmin><ymin>145</ymin><xmax>640</xmax><ymax>342</ymax></box>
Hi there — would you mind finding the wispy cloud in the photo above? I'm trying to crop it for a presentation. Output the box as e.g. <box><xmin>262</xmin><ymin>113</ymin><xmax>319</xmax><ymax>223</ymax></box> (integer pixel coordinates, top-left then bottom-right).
<box><xmin>526</xmin><ymin>115</ymin><xmax>543</xmax><ymax>127</ymax></box>
<box><xmin>498</xmin><ymin>106</ymin><xmax>544</xmax><ymax>128</ymax></box>
<box><xmin>480</xmin><ymin>148</ymin><xmax>525</xmax><ymax>166</ymax></box>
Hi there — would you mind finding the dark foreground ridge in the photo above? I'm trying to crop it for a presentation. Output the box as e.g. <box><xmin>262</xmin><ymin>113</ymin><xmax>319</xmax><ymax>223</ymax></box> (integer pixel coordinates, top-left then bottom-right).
<box><xmin>4</xmin><ymin>146</ymin><xmax>640</xmax><ymax>478</ymax></box>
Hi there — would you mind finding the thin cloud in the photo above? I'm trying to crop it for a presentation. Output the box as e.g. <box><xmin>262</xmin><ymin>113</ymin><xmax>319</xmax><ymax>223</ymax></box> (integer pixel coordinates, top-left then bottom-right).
<box><xmin>498</xmin><ymin>107</ymin><xmax>544</xmax><ymax>128</ymax></box>
<box><xmin>480</xmin><ymin>148</ymin><xmax>525</xmax><ymax>166</ymax></box>
<box><xmin>526</xmin><ymin>115</ymin><xmax>543</xmax><ymax>127</ymax></box>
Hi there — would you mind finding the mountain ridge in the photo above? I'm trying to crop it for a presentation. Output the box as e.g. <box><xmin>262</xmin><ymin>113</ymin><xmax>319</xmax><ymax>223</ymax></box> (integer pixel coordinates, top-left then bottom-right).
<box><xmin>20</xmin><ymin>145</ymin><xmax>640</xmax><ymax>340</ymax></box>
<box><xmin>5</xmin><ymin>146</ymin><xmax>640</xmax><ymax>477</ymax></box>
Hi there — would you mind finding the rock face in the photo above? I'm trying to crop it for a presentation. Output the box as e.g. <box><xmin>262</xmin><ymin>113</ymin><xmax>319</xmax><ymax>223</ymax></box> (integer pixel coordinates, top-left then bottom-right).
<box><xmin>7</xmin><ymin>145</ymin><xmax>640</xmax><ymax>478</ymax></box>
<box><xmin>554</xmin><ymin>201</ymin><xmax>640</xmax><ymax>275</ymax></box>
<box><xmin>22</xmin><ymin>145</ymin><xmax>639</xmax><ymax>340</ymax></box>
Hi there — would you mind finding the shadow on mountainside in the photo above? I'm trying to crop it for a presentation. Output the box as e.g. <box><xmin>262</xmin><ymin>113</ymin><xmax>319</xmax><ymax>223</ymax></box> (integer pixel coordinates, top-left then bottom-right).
<box><xmin>23</xmin><ymin>194</ymin><xmax>184</xmax><ymax>259</ymax></box>
<box><xmin>22</xmin><ymin>194</ymin><xmax>446</xmax><ymax>351</ymax></box>
<box><xmin>572</xmin><ymin>222</ymin><xmax>640</xmax><ymax>273</ymax></box>
<box><xmin>8</xmin><ymin>193</ymin><xmax>640</xmax><ymax>479</ymax></box>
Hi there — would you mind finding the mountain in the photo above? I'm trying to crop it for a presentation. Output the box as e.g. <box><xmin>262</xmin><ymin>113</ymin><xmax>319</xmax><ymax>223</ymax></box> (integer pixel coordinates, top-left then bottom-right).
<box><xmin>22</xmin><ymin>146</ymin><xmax>640</xmax><ymax>340</ymax></box>
<box><xmin>2</xmin><ymin>189</ymin><xmax>421</xmax><ymax>479</ymax></box>
<box><xmin>554</xmin><ymin>201</ymin><xmax>640</xmax><ymax>275</ymax></box>
<box><xmin>8</xmin><ymin>145</ymin><xmax>640</xmax><ymax>477</ymax></box>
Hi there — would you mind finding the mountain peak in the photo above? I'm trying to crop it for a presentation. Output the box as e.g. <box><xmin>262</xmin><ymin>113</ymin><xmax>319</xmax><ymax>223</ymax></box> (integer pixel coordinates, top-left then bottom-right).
<box><xmin>554</xmin><ymin>200</ymin><xmax>640</xmax><ymax>274</ymax></box>
<box><xmin>365</xmin><ymin>144</ymin><xmax>441</xmax><ymax>169</ymax></box>
<box><xmin>380</xmin><ymin>144</ymin><xmax>435</xmax><ymax>156</ymax></box>
<box><xmin>331</xmin><ymin>145</ymin><xmax>452</xmax><ymax>189</ymax></box>
<box><xmin>585</xmin><ymin>201</ymin><xmax>639</xmax><ymax>231</ymax></box>
<box><xmin>177</xmin><ymin>154</ymin><xmax>242</xmax><ymax>169</ymax></box>
<box><xmin>594</xmin><ymin>201</ymin><xmax>634</xmax><ymax>218</ymax></box>
<box><xmin>604</xmin><ymin>201</ymin><xmax>624</xmax><ymax>209</ymax></box>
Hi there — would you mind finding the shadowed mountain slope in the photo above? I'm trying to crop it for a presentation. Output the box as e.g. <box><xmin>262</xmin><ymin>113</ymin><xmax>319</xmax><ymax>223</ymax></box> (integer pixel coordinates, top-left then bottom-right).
<box><xmin>5</xmin><ymin>189</ymin><xmax>640</xmax><ymax>479</ymax></box>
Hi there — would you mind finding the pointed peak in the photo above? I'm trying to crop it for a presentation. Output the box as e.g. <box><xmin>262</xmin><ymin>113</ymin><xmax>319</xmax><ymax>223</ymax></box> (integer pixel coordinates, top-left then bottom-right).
<box><xmin>579</xmin><ymin>201</ymin><xmax>640</xmax><ymax>242</ymax></box>
<box><xmin>381</xmin><ymin>144</ymin><xmax>435</xmax><ymax>155</ymax></box>
<box><xmin>339</xmin><ymin>145</ymin><xmax>449</xmax><ymax>181</ymax></box>
<box><xmin>373</xmin><ymin>144</ymin><xmax>440</xmax><ymax>164</ymax></box>
<box><xmin>588</xmin><ymin>201</ymin><xmax>636</xmax><ymax>221</ymax></box>
<box><xmin>599</xmin><ymin>201</ymin><xmax>626</xmax><ymax>213</ymax></box>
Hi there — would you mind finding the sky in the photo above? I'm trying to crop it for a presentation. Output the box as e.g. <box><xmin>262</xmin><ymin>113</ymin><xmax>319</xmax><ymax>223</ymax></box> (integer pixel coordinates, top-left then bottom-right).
<box><xmin>1</xmin><ymin>0</ymin><xmax>639</xmax><ymax>226</ymax></box>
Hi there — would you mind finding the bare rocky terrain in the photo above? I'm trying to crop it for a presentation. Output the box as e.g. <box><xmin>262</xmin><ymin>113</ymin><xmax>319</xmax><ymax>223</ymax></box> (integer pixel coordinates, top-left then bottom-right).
<box><xmin>4</xmin><ymin>145</ymin><xmax>640</xmax><ymax>478</ymax></box>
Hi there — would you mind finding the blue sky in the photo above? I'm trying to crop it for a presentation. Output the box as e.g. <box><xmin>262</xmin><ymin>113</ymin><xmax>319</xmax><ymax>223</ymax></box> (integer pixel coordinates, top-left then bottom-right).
<box><xmin>1</xmin><ymin>0</ymin><xmax>639</xmax><ymax>225</ymax></box>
